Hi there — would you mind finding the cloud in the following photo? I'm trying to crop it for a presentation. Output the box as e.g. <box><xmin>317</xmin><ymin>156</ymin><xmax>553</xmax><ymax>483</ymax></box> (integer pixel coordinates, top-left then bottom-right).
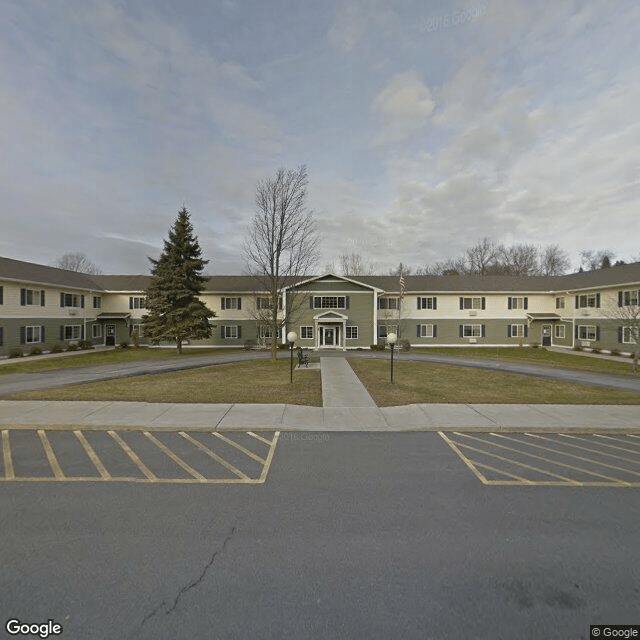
<box><xmin>372</xmin><ymin>71</ymin><xmax>435</xmax><ymax>144</ymax></box>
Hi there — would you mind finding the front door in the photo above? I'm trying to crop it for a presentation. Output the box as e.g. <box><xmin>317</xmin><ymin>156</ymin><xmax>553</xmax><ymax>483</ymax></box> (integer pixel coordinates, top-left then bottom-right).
<box><xmin>542</xmin><ymin>325</ymin><xmax>551</xmax><ymax>347</ymax></box>
<box><xmin>319</xmin><ymin>325</ymin><xmax>340</xmax><ymax>348</ymax></box>
<box><xmin>106</xmin><ymin>324</ymin><xmax>116</xmax><ymax>346</ymax></box>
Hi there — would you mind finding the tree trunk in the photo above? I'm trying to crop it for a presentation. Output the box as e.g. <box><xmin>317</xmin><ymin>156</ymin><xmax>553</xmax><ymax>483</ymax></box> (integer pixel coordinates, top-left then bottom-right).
<box><xmin>177</xmin><ymin>339</ymin><xmax>182</xmax><ymax>355</ymax></box>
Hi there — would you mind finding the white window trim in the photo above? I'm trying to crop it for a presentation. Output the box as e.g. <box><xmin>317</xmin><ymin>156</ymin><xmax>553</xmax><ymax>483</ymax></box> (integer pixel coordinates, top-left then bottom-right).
<box><xmin>578</xmin><ymin>325</ymin><xmax>596</xmax><ymax>341</ymax></box>
<box><xmin>300</xmin><ymin>326</ymin><xmax>313</xmax><ymax>339</ymax></box>
<box><xmin>418</xmin><ymin>297</ymin><xmax>436</xmax><ymax>310</ymax></box>
<box><xmin>92</xmin><ymin>325</ymin><xmax>102</xmax><ymax>339</ymax></box>
<box><xmin>555</xmin><ymin>325</ymin><xmax>565</xmax><ymax>339</ymax></box>
<box><xmin>346</xmin><ymin>326</ymin><xmax>358</xmax><ymax>339</ymax></box>
<box><xmin>510</xmin><ymin>324</ymin><xmax>525</xmax><ymax>338</ymax></box>
<box><xmin>313</xmin><ymin>296</ymin><xmax>346</xmax><ymax>309</ymax></box>
<box><xmin>463</xmin><ymin>324</ymin><xmax>482</xmax><ymax>338</ymax></box>
<box><xmin>462</xmin><ymin>297</ymin><xmax>483</xmax><ymax>310</ymax></box>
<box><xmin>224</xmin><ymin>325</ymin><xmax>239</xmax><ymax>339</ymax></box>
<box><xmin>622</xmin><ymin>327</ymin><xmax>637</xmax><ymax>344</ymax></box>
<box><xmin>419</xmin><ymin>324</ymin><xmax>434</xmax><ymax>338</ymax></box>
<box><xmin>64</xmin><ymin>325</ymin><xmax>82</xmax><ymax>340</ymax></box>
<box><xmin>25</xmin><ymin>326</ymin><xmax>42</xmax><ymax>343</ymax></box>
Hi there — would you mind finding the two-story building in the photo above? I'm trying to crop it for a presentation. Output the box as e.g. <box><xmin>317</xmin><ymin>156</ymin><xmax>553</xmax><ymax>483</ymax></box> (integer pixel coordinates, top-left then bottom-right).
<box><xmin>1</xmin><ymin>255</ymin><xmax>639</xmax><ymax>356</ymax></box>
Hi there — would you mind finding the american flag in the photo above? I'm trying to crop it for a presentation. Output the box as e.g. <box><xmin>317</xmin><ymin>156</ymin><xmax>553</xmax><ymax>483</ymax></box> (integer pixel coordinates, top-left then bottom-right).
<box><xmin>399</xmin><ymin>274</ymin><xmax>406</xmax><ymax>300</ymax></box>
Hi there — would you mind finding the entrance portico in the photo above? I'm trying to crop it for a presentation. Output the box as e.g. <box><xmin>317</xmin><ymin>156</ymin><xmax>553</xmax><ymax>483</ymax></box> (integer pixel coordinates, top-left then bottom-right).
<box><xmin>314</xmin><ymin>311</ymin><xmax>348</xmax><ymax>350</ymax></box>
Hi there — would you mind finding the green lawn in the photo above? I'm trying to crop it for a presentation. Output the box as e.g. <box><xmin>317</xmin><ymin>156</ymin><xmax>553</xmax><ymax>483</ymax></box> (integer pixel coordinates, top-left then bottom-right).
<box><xmin>0</xmin><ymin>346</ymin><xmax>232</xmax><ymax>374</ymax></box>
<box><xmin>348</xmin><ymin>358</ymin><xmax>640</xmax><ymax>406</ymax></box>
<box><xmin>6</xmin><ymin>360</ymin><xmax>323</xmax><ymax>406</ymax></box>
<box><xmin>411</xmin><ymin>346</ymin><xmax>638</xmax><ymax>376</ymax></box>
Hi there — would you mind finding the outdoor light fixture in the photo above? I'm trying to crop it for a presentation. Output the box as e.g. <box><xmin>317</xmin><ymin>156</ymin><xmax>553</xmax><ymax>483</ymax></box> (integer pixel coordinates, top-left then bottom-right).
<box><xmin>287</xmin><ymin>331</ymin><xmax>298</xmax><ymax>383</ymax></box>
<box><xmin>386</xmin><ymin>332</ymin><xmax>397</xmax><ymax>383</ymax></box>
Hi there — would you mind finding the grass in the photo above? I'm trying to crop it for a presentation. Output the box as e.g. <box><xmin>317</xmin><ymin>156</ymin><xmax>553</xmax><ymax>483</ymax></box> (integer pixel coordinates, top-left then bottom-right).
<box><xmin>410</xmin><ymin>346</ymin><xmax>638</xmax><ymax>377</ymax></box>
<box><xmin>0</xmin><ymin>346</ymin><xmax>232</xmax><ymax>375</ymax></box>
<box><xmin>6</xmin><ymin>360</ymin><xmax>323</xmax><ymax>406</ymax></box>
<box><xmin>348</xmin><ymin>358</ymin><xmax>640</xmax><ymax>406</ymax></box>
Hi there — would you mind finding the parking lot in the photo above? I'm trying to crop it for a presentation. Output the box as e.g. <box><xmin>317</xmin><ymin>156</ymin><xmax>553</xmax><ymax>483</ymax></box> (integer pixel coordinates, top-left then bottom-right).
<box><xmin>440</xmin><ymin>431</ymin><xmax>640</xmax><ymax>486</ymax></box>
<box><xmin>0</xmin><ymin>428</ymin><xmax>279</xmax><ymax>483</ymax></box>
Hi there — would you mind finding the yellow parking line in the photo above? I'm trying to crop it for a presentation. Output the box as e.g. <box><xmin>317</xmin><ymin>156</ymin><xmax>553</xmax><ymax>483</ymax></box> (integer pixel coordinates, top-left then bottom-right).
<box><xmin>496</xmin><ymin>433</ymin><xmax>640</xmax><ymax>478</ymax></box>
<box><xmin>108</xmin><ymin>431</ymin><xmax>157</xmax><ymax>480</ymax></box>
<box><xmin>457</xmin><ymin>433</ymin><xmax>627</xmax><ymax>484</ymax></box>
<box><xmin>247</xmin><ymin>431</ymin><xmax>273</xmax><ymax>446</ymax></box>
<box><xmin>452</xmin><ymin>438</ymin><xmax>580</xmax><ymax>484</ymax></box>
<box><xmin>593</xmin><ymin>434</ymin><xmax>640</xmax><ymax>453</ymax></box>
<box><xmin>37</xmin><ymin>430</ymin><xmax>65</xmax><ymax>479</ymax></box>
<box><xmin>472</xmin><ymin>460</ymin><xmax>534</xmax><ymax>484</ymax></box>
<box><xmin>2</xmin><ymin>430</ymin><xmax>14</xmax><ymax>480</ymax></box>
<box><xmin>548</xmin><ymin>434</ymin><xmax>640</xmax><ymax>466</ymax></box>
<box><xmin>259</xmin><ymin>432</ymin><xmax>280</xmax><ymax>483</ymax></box>
<box><xmin>143</xmin><ymin>432</ymin><xmax>206</xmax><ymax>481</ymax></box>
<box><xmin>212</xmin><ymin>432</ymin><xmax>266</xmax><ymax>464</ymax></box>
<box><xmin>439</xmin><ymin>432</ymin><xmax>489</xmax><ymax>484</ymax></box>
<box><xmin>178</xmin><ymin>432</ymin><xmax>250</xmax><ymax>480</ymax></box>
<box><xmin>0</xmin><ymin>476</ymin><xmax>257</xmax><ymax>484</ymax></box>
<box><xmin>74</xmin><ymin>430</ymin><xmax>111</xmax><ymax>480</ymax></box>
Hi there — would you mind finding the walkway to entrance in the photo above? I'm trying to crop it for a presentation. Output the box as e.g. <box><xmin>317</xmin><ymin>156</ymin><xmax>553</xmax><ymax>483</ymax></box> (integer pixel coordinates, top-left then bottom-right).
<box><xmin>320</xmin><ymin>357</ymin><xmax>377</xmax><ymax>408</ymax></box>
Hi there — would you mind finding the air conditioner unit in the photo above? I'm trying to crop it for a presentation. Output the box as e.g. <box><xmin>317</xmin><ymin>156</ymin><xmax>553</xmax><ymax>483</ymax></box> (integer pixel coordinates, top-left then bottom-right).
<box><xmin>469</xmin><ymin>338</ymin><xmax>477</xmax><ymax>343</ymax></box>
<box><xmin>581</xmin><ymin>340</ymin><xmax>591</xmax><ymax>347</ymax></box>
<box><xmin>469</xmin><ymin>310</ymin><xmax>477</xmax><ymax>316</ymax></box>
<box><xmin>68</xmin><ymin>310</ymin><xmax>77</xmax><ymax>316</ymax></box>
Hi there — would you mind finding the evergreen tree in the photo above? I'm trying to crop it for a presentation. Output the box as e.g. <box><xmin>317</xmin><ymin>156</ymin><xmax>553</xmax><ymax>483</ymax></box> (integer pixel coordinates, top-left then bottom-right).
<box><xmin>143</xmin><ymin>208</ymin><xmax>215</xmax><ymax>354</ymax></box>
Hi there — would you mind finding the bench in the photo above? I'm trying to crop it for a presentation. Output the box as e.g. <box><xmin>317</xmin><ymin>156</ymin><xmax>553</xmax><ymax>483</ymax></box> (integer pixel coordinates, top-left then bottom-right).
<box><xmin>296</xmin><ymin>347</ymin><xmax>310</xmax><ymax>368</ymax></box>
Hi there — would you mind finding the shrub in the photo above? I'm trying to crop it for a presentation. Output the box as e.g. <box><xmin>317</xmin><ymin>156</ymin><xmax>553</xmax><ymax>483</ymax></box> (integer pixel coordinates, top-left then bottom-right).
<box><xmin>591</xmin><ymin>347</ymin><xmax>601</xmax><ymax>354</ymax></box>
<box><xmin>243</xmin><ymin>339</ymin><xmax>256</xmax><ymax>351</ymax></box>
<box><xmin>277</xmin><ymin>343</ymin><xmax>288</xmax><ymax>350</ymax></box>
<box><xmin>370</xmin><ymin>344</ymin><xmax>385</xmax><ymax>351</ymax></box>
<box><xmin>50</xmin><ymin>343</ymin><xmax>64</xmax><ymax>353</ymax></box>
<box><xmin>400</xmin><ymin>339</ymin><xmax>411</xmax><ymax>351</ymax></box>
<box><xmin>28</xmin><ymin>345</ymin><xmax>43</xmax><ymax>356</ymax></box>
<box><xmin>78</xmin><ymin>339</ymin><xmax>94</xmax><ymax>350</ymax></box>
<box><xmin>573</xmin><ymin>345</ymin><xmax>583</xmax><ymax>351</ymax></box>
<box><xmin>610</xmin><ymin>349</ymin><xmax>621</xmax><ymax>357</ymax></box>
<box><xmin>118</xmin><ymin>340</ymin><xmax>130</xmax><ymax>349</ymax></box>
<box><xmin>530</xmin><ymin>342</ymin><xmax>540</xmax><ymax>349</ymax></box>
<box><xmin>8</xmin><ymin>348</ymin><xmax>23</xmax><ymax>359</ymax></box>
<box><xmin>130</xmin><ymin>330</ymin><xmax>140</xmax><ymax>348</ymax></box>
<box><xmin>66</xmin><ymin>343</ymin><xmax>79</xmax><ymax>352</ymax></box>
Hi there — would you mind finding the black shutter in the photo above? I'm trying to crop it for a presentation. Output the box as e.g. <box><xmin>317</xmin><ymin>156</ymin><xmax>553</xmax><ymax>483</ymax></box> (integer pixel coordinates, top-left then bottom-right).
<box><xmin>524</xmin><ymin>325</ymin><xmax>528</xmax><ymax>338</ymax></box>
<box><xmin>0</xmin><ymin>327</ymin><xmax>3</xmax><ymax>346</ymax></box>
<box><xmin>575</xmin><ymin>295</ymin><xmax>579</xmax><ymax>308</ymax></box>
<box><xmin>237</xmin><ymin>297</ymin><xmax>241</xmax><ymax>310</ymax></box>
<box><xmin>81</xmin><ymin>295</ymin><xmax>85</xmax><ymax>308</ymax></box>
<box><xmin>310</xmin><ymin>297</ymin><xmax>314</xmax><ymax>309</ymax></box>
<box><xmin>618</xmin><ymin>326</ymin><xmax>623</xmax><ymax>343</ymax></box>
<box><xmin>41</xmin><ymin>290</ymin><xmax>45</xmax><ymax>306</ymax></box>
<box><xmin>507</xmin><ymin>325</ymin><xmax>511</xmax><ymax>338</ymax></box>
<box><xmin>345</xmin><ymin>296</ymin><xmax>350</xmax><ymax>309</ymax></box>
<box><xmin>481</xmin><ymin>324</ymin><xmax>486</xmax><ymax>337</ymax></box>
<box><xmin>60</xmin><ymin>325</ymin><xmax>64</xmax><ymax>340</ymax></box>
<box><xmin>459</xmin><ymin>325</ymin><xmax>463</xmax><ymax>338</ymax></box>
<box><xmin>41</xmin><ymin>326</ymin><xmax>45</xmax><ymax>343</ymax></box>
<box><xmin>524</xmin><ymin>297</ymin><xmax>528</xmax><ymax>310</ymax></box>
<box><xmin>619</xmin><ymin>291</ymin><xmax>623</xmax><ymax>307</ymax></box>
<box><xmin>433</xmin><ymin>324</ymin><xmax>437</xmax><ymax>338</ymax></box>
<box><xmin>596</xmin><ymin>293</ymin><xmax>600</xmax><ymax>308</ymax></box>
<box><xmin>60</xmin><ymin>293</ymin><xmax>65</xmax><ymax>307</ymax></box>
<box><xmin>129</xmin><ymin>297</ymin><xmax>133</xmax><ymax>310</ymax></box>
<box><xmin>507</xmin><ymin>297</ymin><xmax>512</xmax><ymax>309</ymax></box>
<box><xmin>433</xmin><ymin>297</ymin><xmax>437</xmax><ymax>310</ymax></box>
<box><xmin>481</xmin><ymin>297</ymin><xmax>486</xmax><ymax>310</ymax></box>
<box><xmin>575</xmin><ymin>325</ymin><xmax>579</xmax><ymax>339</ymax></box>
<box><xmin>20</xmin><ymin>288</ymin><xmax>26</xmax><ymax>306</ymax></box>
<box><xmin>221</xmin><ymin>325</ymin><xmax>225</xmax><ymax>339</ymax></box>
<box><xmin>416</xmin><ymin>325</ymin><xmax>421</xmax><ymax>337</ymax></box>
<box><xmin>238</xmin><ymin>326</ymin><xmax>242</xmax><ymax>339</ymax></box>
<box><xmin>222</xmin><ymin>298</ymin><xmax>226</xmax><ymax>310</ymax></box>
<box><xmin>595</xmin><ymin>325</ymin><xmax>600</xmax><ymax>341</ymax></box>
<box><xmin>20</xmin><ymin>326</ymin><xmax>25</xmax><ymax>345</ymax></box>
<box><xmin>0</xmin><ymin>286</ymin><xmax>3</xmax><ymax>305</ymax></box>
<box><xmin>459</xmin><ymin>297</ymin><xmax>464</xmax><ymax>310</ymax></box>
<box><xmin>417</xmin><ymin>297</ymin><xmax>421</xmax><ymax>309</ymax></box>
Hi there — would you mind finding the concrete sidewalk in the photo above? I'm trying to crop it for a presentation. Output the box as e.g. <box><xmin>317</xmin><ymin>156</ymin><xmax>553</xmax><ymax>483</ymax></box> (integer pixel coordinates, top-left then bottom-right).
<box><xmin>1</xmin><ymin>400</ymin><xmax>639</xmax><ymax>432</ymax></box>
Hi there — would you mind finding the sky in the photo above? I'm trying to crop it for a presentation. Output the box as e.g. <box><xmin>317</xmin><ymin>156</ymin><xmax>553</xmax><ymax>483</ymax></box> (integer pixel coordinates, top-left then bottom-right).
<box><xmin>1</xmin><ymin>0</ymin><xmax>639</xmax><ymax>275</ymax></box>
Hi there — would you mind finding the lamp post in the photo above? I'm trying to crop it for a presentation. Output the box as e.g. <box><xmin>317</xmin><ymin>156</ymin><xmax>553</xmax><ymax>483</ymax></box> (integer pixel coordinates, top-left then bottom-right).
<box><xmin>387</xmin><ymin>332</ymin><xmax>397</xmax><ymax>383</ymax></box>
<box><xmin>287</xmin><ymin>331</ymin><xmax>298</xmax><ymax>383</ymax></box>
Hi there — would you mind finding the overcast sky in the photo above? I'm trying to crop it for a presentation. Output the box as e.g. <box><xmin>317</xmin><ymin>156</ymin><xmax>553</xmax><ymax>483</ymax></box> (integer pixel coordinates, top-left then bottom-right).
<box><xmin>2</xmin><ymin>0</ymin><xmax>639</xmax><ymax>275</ymax></box>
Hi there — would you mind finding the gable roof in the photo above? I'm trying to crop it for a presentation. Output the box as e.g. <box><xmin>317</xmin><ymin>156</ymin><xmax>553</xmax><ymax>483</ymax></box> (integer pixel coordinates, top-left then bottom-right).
<box><xmin>0</xmin><ymin>256</ymin><xmax>103</xmax><ymax>290</ymax></box>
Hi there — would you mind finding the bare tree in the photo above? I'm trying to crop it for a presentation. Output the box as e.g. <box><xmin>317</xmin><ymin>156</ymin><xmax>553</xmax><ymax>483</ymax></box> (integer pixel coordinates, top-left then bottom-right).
<box><xmin>243</xmin><ymin>166</ymin><xmax>320</xmax><ymax>361</ymax></box>
<box><xmin>389</xmin><ymin>262</ymin><xmax>413</xmax><ymax>277</ymax></box>
<box><xmin>496</xmin><ymin>243</ymin><xmax>539</xmax><ymax>276</ymax></box>
<box><xmin>466</xmin><ymin>238</ymin><xmax>498</xmax><ymax>276</ymax></box>
<box><xmin>55</xmin><ymin>252</ymin><xmax>102</xmax><ymax>274</ymax></box>
<box><xmin>539</xmin><ymin>245</ymin><xmax>571</xmax><ymax>276</ymax></box>
<box><xmin>580</xmin><ymin>249</ymin><xmax>615</xmax><ymax>271</ymax></box>
<box><xmin>336</xmin><ymin>252</ymin><xmax>376</xmax><ymax>276</ymax></box>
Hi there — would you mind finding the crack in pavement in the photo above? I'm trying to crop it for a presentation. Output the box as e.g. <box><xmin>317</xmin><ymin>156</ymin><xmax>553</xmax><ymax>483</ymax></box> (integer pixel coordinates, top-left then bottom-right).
<box><xmin>134</xmin><ymin>526</ymin><xmax>237</xmax><ymax>636</ymax></box>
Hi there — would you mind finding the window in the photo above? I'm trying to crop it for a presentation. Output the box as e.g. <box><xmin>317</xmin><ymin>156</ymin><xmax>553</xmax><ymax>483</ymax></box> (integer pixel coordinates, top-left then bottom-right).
<box><xmin>620</xmin><ymin>290</ymin><xmax>640</xmax><ymax>306</ymax></box>
<box><xmin>576</xmin><ymin>294</ymin><xmax>600</xmax><ymax>308</ymax></box>
<box><xmin>578</xmin><ymin>325</ymin><xmax>597</xmax><ymax>341</ymax></box>
<box><xmin>622</xmin><ymin>327</ymin><xmax>637</xmax><ymax>344</ymax></box>
<box><xmin>222</xmin><ymin>297</ymin><xmax>242</xmax><ymax>310</ymax></box>
<box><xmin>460</xmin><ymin>297</ymin><xmax>485</xmax><ymax>310</ymax></box>
<box><xmin>507</xmin><ymin>297</ymin><xmax>527</xmax><ymax>310</ymax></box>
<box><xmin>0</xmin><ymin>286</ymin><xmax>3</xmax><ymax>304</ymax></box>
<box><xmin>258</xmin><ymin>325</ymin><xmax>273</xmax><ymax>339</ymax></box>
<box><xmin>93</xmin><ymin>296</ymin><xmax>102</xmax><ymax>309</ymax></box>
<box><xmin>509</xmin><ymin>324</ymin><xmax>525</xmax><ymax>338</ymax></box>
<box><xmin>418</xmin><ymin>324</ymin><xmax>434</xmax><ymax>338</ymax></box>
<box><xmin>417</xmin><ymin>297</ymin><xmax>437</xmax><ymax>310</ymax></box>
<box><xmin>462</xmin><ymin>324</ymin><xmax>482</xmax><ymax>338</ymax></box>
<box><xmin>556</xmin><ymin>297</ymin><xmax>565</xmax><ymax>309</ymax></box>
<box><xmin>64</xmin><ymin>325</ymin><xmax>82</xmax><ymax>340</ymax></box>
<box><xmin>313</xmin><ymin>296</ymin><xmax>347</xmax><ymax>309</ymax></box>
<box><xmin>555</xmin><ymin>325</ymin><xmax>565</xmax><ymax>339</ymax></box>
<box><xmin>129</xmin><ymin>297</ymin><xmax>146</xmax><ymax>310</ymax></box>
<box><xmin>60</xmin><ymin>293</ymin><xmax>84</xmax><ymax>308</ymax></box>
<box><xmin>378</xmin><ymin>325</ymin><xmax>397</xmax><ymax>338</ymax></box>
<box><xmin>257</xmin><ymin>297</ymin><xmax>270</xmax><ymax>310</ymax></box>
<box><xmin>24</xmin><ymin>326</ymin><xmax>43</xmax><ymax>343</ymax></box>
<box><xmin>20</xmin><ymin>288</ymin><xmax>45</xmax><ymax>306</ymax></box>
<box><xmin>224</xmin><ymin>325</ymin><xmax>239</xmax><ymax>339</ymax></box>
<box><xmin>346</xmin><ymin>326</ymin><xmax>358</xmax><ymax>339</ymax></box>
<box><xmin>300</xmin><ymin>326</ymin><xmax>314</xmax><ymax>339</ymax></box>
<box><xmin>130</xmin><ymin>324</ymin><xmax>143</xmax><ymax>337</ymax></box>
<box><xmin>0</xmin><ymin>327</ymin><xmax>3</xmax><ymax>345</ymax></box>
<box><xmin>92</xmin><ymin>325</ymin><xmax>102</xmax><ymax>339</ymax></box>
<box><xmin>378</xmin><ymin>297</ymin><xmax>398</xmax><ymax>310</ymax></box>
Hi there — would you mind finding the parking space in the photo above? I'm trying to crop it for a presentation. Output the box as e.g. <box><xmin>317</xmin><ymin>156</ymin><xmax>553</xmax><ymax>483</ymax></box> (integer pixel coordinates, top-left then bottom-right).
<box><xmin>0</xmin><ymin>428</ymin><xmax>279</xmax><ymax>484</ymax></box>
<box><xmin>440</xmin><ymin>431</ymin><xmax>640</xmax><ymax>486</ymax></box>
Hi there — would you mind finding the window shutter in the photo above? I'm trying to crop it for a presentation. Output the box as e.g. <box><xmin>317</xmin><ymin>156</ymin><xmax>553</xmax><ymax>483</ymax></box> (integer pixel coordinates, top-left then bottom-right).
<box><xmin>595</xmin><ymin>325</ymin><xmax>600</xmax><ymax>341</ymax></box>
<box><xmin>237</xmin><ymin>297</ymin><xmax>241</xmax><ymax>310</ymax></box>
<box><xmin>238</xmin><ymin>326</ymin><xmax>242</xmax><ymax>339</ymax></box>
<box><xmin>60</xmin><ymin>326</ymin><xmax>64</xmax><ymax>340</ymax></box>
<box><xmin>618</xmin><ymin>326</ymin><xmax>623</xmax><ymax>343</ymax></box>
<box><xmin>575</xmin><ymin>295</ymin><xmax>579</xmax><ymax>308</ymax></box>
<box><xmin>433</xmin><ymin>325</ymin><xmax>437</xmax><ymax>338</ymax></box>
<box><xmin>0</xmin><ymin>286</ymin><xmax>3</xmax><ymax>305</ymax></box>
<box><xmin>310</xmin><ymin>297</ymin><xmax>314</xmax><ymax>309</ymax></box>
<box><xmin>433</xmin><ymin>297</ymin><xmax>437</xmax><ymax>310</ymax></box>
<box><xmin>619</xmin><ymin>291</ymin><xmax>623</xmax><ymax>307</ymax></box>
<box><xmin>507</xmin><ymin>325</ymin><xmax>511</xmax><ymax>338</ymax></box>
<box><xmin>524</xmin><ymin>325</ymin><xmax>528</xmax><ymax>338</ymax></box>
<box><xmin>417</xmin><ymin>297</ymin><xmax>420</xmax><ymax>309</ymax></box>
<box><xmin>41</xmin><ymin>326</ymin><xmax>45</xmax><ymax>342</ymax></box>
<box><xmin>595</xmin><ymin>293</ymin><xmax>600</xmax><ymax>308</ymax></box>
<box><xmin>417</xmin><ymin>325</ymin><xmax>421</xmax><ymax>337</ymax></box>
<box><xmin>41</xmin><ymin>290</ymin><xmax>45</xmax><ymax>306</ymax></box>
<box><xmin>524</xmin><ymin>297</ymin><xmax>528</xmax><ymax>310</ymax></box>
<box><xmin>481</xmin><ymin>324</ymin><xmax>486</xmax><ymax>337</ymax></box>
<box><xmin>81</xmin><ymin>295</ymin><xmax>85</xmax><ymax>308</ymax></box>
<box><xmin>20</xmin><ymin>326</ymin><xmax>25</xmax><ymax>345</ymax></box>
<box><xmin>345</xmin><ymin>296</ymin><xmax>350</xmax><ymax>309</ymax></box>
<box><xmin>20</xmin><ymin>288</ymin><xmax>26</xmax><ymax>306</ymax></box>
<box><xmin>459</xmin><ymin>297</ymin><xmax>464</xmax><ymax>310</ymax></box>
<box><xmin>129</xmin><ymin>297</ymin><xmax>133</xmax><ymax>310</ymax></box>
<box><xmin>507</xmin><ymin>297</ymin><xmax>512</xmax><ymax>310</ymax></box>
<box><xmin>575</xmin><ymin>325</ymin><xmax>579</xmax><ymax>339</ymax></box>
<box><xmin>481</xmin><ymin>297</ymin><xmax>486</xmax><ymax>310</ymax></box>
<box><xmin>459</xmin><ymin>325</ymin><xmax>463</xmax><ymax>338</ymax></box>
<box><xmin>60</xmin><ymin>293</ymin><xmax>65</xmax><ymax>307</ymax></box>
<box><xmin>0</xmin><ymin>327</ymin><xmax>3</xmax><ymax>346</ymax></box>
<box><xmin>221</xmin><ymin>325</ymin><xmax>225</xmax><ymax>339</ymax></box>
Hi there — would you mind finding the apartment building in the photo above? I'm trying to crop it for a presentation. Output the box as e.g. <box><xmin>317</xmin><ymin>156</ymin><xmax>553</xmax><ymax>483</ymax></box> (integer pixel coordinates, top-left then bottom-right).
<box><xmin>1</xmin><ymin>256</ymin><xmax>639</xmax><ymax>356</ymax></box>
